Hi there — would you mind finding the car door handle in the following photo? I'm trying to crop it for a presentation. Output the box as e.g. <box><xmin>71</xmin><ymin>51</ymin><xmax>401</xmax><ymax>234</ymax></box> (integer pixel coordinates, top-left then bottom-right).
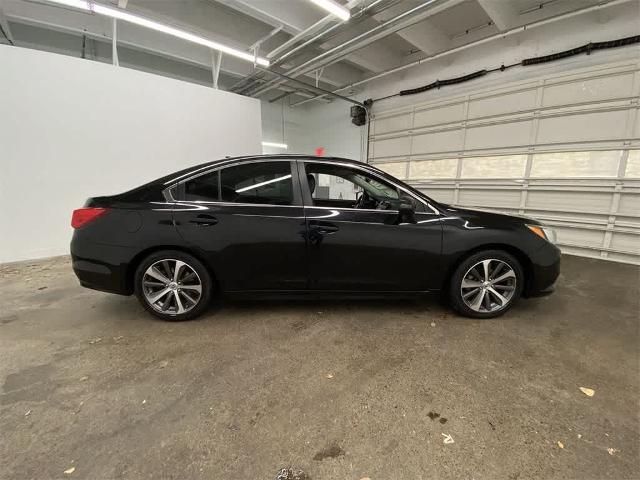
<box><xmin>309</xmin><ymin>222</ymin><xmax>339</xmax><ymax>235</ymax></box>
<box><xmin>189</xmin><ymin>214</ymin><xmax>218</xmax><ymax>226</ymax></box>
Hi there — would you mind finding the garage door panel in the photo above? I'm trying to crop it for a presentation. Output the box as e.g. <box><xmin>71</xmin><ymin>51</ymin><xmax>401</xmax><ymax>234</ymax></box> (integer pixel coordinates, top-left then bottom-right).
<box><xmin>618</xmin><ymin>193</ymin><xmax>640</xmax><ymax>216</ymax></box>
<box><xmin>368</xmin><ymin>61</ymin><xmax>640</xmax><ymax>264</ymax></box>
<box><xmin>530</xmin><ymin>151</ymin><xmax>621</xmax><ymax>178</ymax></box>
<box><xmin>461</xmin><ymin>155</ymin><xmax>527</xmax><ymax>178</ymax></box>
<box><xmin>609</xmin><ymin>232</ymin><xmax>640</xmax><ymax>253</ymax></box>
<box><xmin>526</xmin><ymin>190</ymin><xmax>611</xmax><ymax>213</ymax></box>
<box><xmin>412</xmin><ymin>129</ymin><xmax>463</xmax><ymax>154</ymax></box>
<box><xmin>468</xmin><ymin>89</ymin><xmax>537</xmax><ymax>118</ymax></box>
<box><xmin>374</xmin><ymin>113</ymin><xmax>412</xmax><ymax>135</ymax></box>
<box><xmin>409</xmin><ymin>158</ymin><xmax>458</xmax><ymax>179</ymax></box>
<box><xmin>374</xmin><ymin>161</ymin><xmax>407</xmax><ymax>179</ymax></box>
<box><xmin>465</xmin><ymin>120</ymin><xmax>533</xmax><ymax>150</ymax></box>
<box><xmin>525</xmin><ymin>209</ymin><xmax>607</xmax><ymax>225</ymax></box>
<box><xmin>626</xmin><ymin>150</ymin><xmax>640</xmax><ymax>177</ymax></box>
<box><xmin>458</xmin><ymin>189</ymin><xmax>521</xmax><ymax>208</ymax></box>
<box><xmin>371</xmin><ymin>136</ymin><xmax>411</xmax><ymax>158</ymax></box>
<box><xmin>537</xmin><ymin>110</ymin><xmax>629</xmax><ymax>144</ymax></box>
<box><xmin>419</xmin><ymin>187</ymin><xmax>455</xmax><ymax>204</ymax></box>
<box><xmin>607</xmin><ymin>251</ymin><xmax>640</xmax><ymax>264</ymax></box>
<box><xmin>414</xmin><ymin>103</ymin><xmax>464</xmax><ymax>128</ymax></box>
<box><xmin>555</xmin><ymin>226</ymin><xmax>605</xmax><ymax>248</ymax></box>
<box><xmin>542</xmin><ymin>72</ymin><xmax>635</xmax><ymax>107</ymax></box>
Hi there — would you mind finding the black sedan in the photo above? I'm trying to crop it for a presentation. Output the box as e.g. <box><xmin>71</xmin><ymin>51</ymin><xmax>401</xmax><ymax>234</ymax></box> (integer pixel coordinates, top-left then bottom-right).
<box><xmin>71</xmin><ymin>155</ymin><xmax>560</xmax><ymax>321</ymax></box>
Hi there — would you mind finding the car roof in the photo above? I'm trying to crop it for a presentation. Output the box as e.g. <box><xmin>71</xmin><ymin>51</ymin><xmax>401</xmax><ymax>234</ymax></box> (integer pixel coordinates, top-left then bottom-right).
<box><xmin>155</xmin><ymin>154</ymin><xmax>372</xmax><ymax>186</ymax></box>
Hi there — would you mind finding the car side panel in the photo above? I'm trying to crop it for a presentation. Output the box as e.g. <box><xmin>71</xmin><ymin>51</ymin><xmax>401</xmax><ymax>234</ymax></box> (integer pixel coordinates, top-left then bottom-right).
<box><xmin>71</xmin><ymin>202</ymin><xmax>180</xmax><ymax>294</ymax></box>
<box><xmin>439</xmin><ymin>208</ymin><xmax>561</xmax><ymax>294</ymax></box>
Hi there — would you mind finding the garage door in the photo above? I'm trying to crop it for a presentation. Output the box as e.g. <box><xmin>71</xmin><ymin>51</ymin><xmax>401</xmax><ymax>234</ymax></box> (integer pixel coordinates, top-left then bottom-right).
<box><xmin>368</xmin><ymin>60</ymin><xmax>640</xmax><ymax>265</ymax></box>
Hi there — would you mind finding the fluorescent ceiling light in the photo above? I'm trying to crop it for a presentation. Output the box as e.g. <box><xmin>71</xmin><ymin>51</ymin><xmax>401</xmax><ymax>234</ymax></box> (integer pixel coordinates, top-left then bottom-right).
<box><xmin>261</xmin><ymin>141</ymin><xmax>288</xmax><ymax>149</ymax></box>
<box><xmin>307</xmin><ymin>0</ymin><xmax>350</xmax><ymax>21</ymax></box>
<box><xmin>47</xmin><ymin>0</ymin><xmax>270</xmax><ymax>66</ymax></box>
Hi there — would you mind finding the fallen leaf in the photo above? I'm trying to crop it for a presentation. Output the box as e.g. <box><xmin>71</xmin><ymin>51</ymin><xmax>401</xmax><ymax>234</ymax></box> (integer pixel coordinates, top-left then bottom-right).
<box><xmin>441</xmin><ymin>433</ymin><xmax>454</xmax><ymax>444</ymax></box>
<box><xmin>360</xmin><ymin>478</ymin><xmax>371</xmax><ymax>480</ymax></box>
<box><xmin>579</xmin><ymin>387</ymin><xmax>595</xmax><ymax>397</ymax></box>
<box><xmin>325</xmin><ymin>373</ymin><xmax>334</xmax><ymax>379</ymax></box>
<box><xmin>79</xmin><ymin>376</ymin><xmax>89</xmax><ymax>382</ymax></box>
<box><xmin>64</xmin><ymin>467</ymin><xmax>75</xmax><ymax>475</ymax></box>
<box><xmin>557</xmin><ymin>441</ymin><xmax>564</xmax><ymax>449</ymax></box>
<box><xmin>577</xmin><ymin>434</ymin><xmax>582</xmax><ymax>439</ymax></box>
<box><xmin>158</xmin><ymin>360</ymin><xmax>169</xmax><ymax>369</ymax></box>
<box><xmin>142</xmin><ymin>399</ymin><xmax>147</xmax><ymax>405</ymax></box>
<box><xmin>430</xmin><ymin>322</ymin><xmax>436</xmax><ymax>327</ymax></box>
<box><xmin>88</xmin><ymin>338</ymin><xmax>102</xmax><ymax>345</ymax></box>
<box><xmin>607</xmin><ymin>448</ymin><xmax>619</xmax><ymax>455</ymax></box>
<box><xmin>24</xmin><ymin>409</ymin><xmax>31</xmax><ymax>417</ymax></box>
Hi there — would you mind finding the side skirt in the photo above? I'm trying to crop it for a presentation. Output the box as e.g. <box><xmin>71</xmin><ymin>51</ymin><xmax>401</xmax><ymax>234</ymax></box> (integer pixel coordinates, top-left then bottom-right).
<box><xmin>224</xmin><ymin>290</ymin><xmax>439</xmax><ymax>301</ymax></box>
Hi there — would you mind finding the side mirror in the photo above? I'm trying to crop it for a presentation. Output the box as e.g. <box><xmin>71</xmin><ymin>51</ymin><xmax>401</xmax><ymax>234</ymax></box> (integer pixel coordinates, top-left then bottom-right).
<box><xmin>398</xmin><ymin>195</ymin><xmax>416</xmax><ymax>224</ymax></box>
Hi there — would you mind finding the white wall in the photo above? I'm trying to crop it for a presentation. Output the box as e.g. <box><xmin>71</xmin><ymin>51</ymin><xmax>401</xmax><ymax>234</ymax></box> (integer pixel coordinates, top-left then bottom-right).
<box><xmin>261</xmin><ymin>99</ymin><xmax>366</xmax><ymax>160</ymax></box>
<box><xmin>0</xmin><ymin>46</ymin><xmax>262</xmax><ymax>263</ymax></box>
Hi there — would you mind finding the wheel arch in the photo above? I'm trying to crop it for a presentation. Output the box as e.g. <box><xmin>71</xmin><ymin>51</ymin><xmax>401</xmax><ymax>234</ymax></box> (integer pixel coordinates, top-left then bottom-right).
<box><xmin>125</xmin><ymin>245</ymin><xmax>218</xmax><ymax>295</ymax></box>
<box><xmin>442</xmin><ymin>243</ymin><xmax>533</xmax><ymax>296</ymax></box>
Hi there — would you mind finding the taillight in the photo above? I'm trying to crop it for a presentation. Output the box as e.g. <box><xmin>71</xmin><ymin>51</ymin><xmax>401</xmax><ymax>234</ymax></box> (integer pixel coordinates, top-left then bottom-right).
<box><xmin>71</xmin><ymin>208</ymin><xmax>109</xmax><ymax>229</ymax></box>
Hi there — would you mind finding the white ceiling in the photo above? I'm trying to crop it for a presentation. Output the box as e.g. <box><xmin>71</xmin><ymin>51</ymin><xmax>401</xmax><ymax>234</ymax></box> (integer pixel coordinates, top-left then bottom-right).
<box><xmin>0</xmin><ymin>0</ymin><xmax>612</xmax><ymax>103</ymax></box>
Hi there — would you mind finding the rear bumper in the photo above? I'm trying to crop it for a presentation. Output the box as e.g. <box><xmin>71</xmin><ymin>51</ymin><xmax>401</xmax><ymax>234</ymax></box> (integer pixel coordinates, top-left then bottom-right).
<box><xmin>524</xmin><ymin>243</ymin><xmax>561</xmax><ymax>297</ymax></box>
<box><xmin>71</xmin><ymin>236</ymin><xmax>136</xmax><ymax>295</ymax></box>
<box><xmin>71</xmin><ymin>256</ymin><xmax>130</xmax><ymax>295</ymax></box>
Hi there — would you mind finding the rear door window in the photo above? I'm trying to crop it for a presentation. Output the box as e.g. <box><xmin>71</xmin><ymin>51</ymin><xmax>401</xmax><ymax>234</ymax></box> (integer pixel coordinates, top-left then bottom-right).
<box><xmin>184</xmin><ymin>170</ymin><xmax>220</xmax><ymax>202</ymax></box>
<box><xmin>220</xmin><ymin>162</ymin><xmax>293</xmax><ymax>205</ymax></box>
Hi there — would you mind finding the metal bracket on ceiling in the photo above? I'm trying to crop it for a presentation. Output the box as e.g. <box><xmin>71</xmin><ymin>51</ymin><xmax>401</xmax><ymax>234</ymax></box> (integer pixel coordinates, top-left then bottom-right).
<box><xmin>255</xmin><ymin>66</ymin><xmax>364</xmax><ymax>107</ymax></box>
<box><xmin>249</xmin><ymin>24</ymin><xmax>283</xmax><ymax>68</ymax></box>
<box><xmin>315</xmin><ymin>68</ymin><xmax>325</xmax><ymax>88</ymax></box>
<box><xmin>211</xmin><ymin>50</ymin><xmax>222</xmax><ymax>89</ymax></box>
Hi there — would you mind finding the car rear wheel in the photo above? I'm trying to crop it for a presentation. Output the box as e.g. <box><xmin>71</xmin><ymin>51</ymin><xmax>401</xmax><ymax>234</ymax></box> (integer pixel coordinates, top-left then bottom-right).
<box><xmin>449</xmin><ymin>250</ymin><xmax>524</xmax><ymax>319</ymax></box>
<box><xmin>134</xmin><ymin>250</ymin><xmax>212</xmax><ymax>321</ymax></box>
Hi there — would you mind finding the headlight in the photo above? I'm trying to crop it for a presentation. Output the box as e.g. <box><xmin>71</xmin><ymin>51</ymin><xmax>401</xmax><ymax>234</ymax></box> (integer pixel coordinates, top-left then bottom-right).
<box><xmin>526</xmin><ymin>224</ymin><xmax>557</xmax><ymax>244</ymax></box>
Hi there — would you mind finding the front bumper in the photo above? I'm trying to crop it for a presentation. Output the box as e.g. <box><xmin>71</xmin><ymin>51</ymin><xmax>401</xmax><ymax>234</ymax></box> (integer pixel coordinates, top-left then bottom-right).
<box><xmin>524</xmin><ymin>242</ymin><xmax>561</xmax><ymax>297</ymax></box>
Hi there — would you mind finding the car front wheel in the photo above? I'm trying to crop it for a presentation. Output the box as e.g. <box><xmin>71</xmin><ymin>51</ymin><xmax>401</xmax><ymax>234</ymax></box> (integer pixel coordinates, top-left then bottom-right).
<box><xmin>449</xmin><ymin>250</ymin><xmax>524</xmax><ymax>319</ymax></box>
<box><xmin>134</xmin><ymin>250</ymin><xmax>212</xmax><ymax>321</ymax></box>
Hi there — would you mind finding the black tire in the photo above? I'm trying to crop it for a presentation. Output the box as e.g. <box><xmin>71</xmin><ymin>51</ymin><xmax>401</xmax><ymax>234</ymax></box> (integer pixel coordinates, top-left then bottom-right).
<box><xmin>134</xmin><ymin>250</ymin><xmax>213</xmax><ymax>321</ymax></box>
<box><xmin>448</xmin><ymin>249</ymin><xmax>524</xmax><ymax>319</ymax></box>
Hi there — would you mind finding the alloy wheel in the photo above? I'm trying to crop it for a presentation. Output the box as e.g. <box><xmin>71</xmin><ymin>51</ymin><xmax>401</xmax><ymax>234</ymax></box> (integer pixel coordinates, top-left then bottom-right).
<box><xmin>142</xmin><ymin>259</ymin><xmax>202</xmax><ymax>315</ymax></box>
<box><xmin>460</xmin><ymin>259</ymin><xmax>516</xmax><ymax>313</ymax></box>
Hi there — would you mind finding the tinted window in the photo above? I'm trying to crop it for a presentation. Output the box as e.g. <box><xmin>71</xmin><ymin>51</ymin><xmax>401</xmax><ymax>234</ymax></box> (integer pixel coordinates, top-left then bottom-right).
<box><xmin>184</xmin><ymin>170</ymin><xmax>220</xmax><ymax>202</ymax></box>
<box><xmin>221</xmin><ymin>162</ymin><xmax>293</xmax><ymax>205</ymax></box>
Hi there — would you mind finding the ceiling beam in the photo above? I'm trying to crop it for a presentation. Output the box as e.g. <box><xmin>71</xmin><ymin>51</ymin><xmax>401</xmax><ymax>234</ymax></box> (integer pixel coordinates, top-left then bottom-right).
<box><xmin>476</xmin><ymin>0</ymin><xmax>520</xmax><ymax>31</ymax></box>
<box><xmin>216</xmin><ymin>0</ymin><xmax>303</xmax><ymax>35</ymax></box>
<box><xmin>393</xmin><ymin>18</ymin><xmax>451</xmax><ymax>55</ymax></box>
<box><xmin>371</xmin><ymin>2</ymin><xmax>451</xmax><ymax>55</ymax></box>
<box><xmin>248</xmin><ymin>0</ymin><xmax>466</xmax><ymax>98</ymax></box>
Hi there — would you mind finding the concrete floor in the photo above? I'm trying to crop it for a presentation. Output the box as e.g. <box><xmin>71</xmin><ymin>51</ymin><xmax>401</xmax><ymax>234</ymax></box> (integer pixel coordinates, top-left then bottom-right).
<box><xmin>0</xmin><ymin>255</ymin><xmax>638</xmax><ymax>480</ymax></box>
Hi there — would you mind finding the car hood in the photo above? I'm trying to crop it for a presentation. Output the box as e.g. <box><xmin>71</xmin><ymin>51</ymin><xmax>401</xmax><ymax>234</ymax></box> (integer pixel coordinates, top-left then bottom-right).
<box><xmin>439</xmin><ymin>204</ymin><xmax>542</xmax><ymax>226</ymax></box>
